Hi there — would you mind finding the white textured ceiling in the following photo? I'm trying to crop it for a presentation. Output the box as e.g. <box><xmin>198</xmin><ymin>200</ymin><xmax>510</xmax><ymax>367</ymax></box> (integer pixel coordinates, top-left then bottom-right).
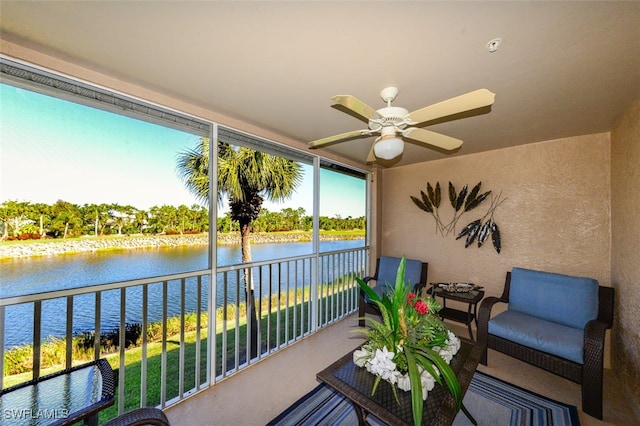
<box><xmin>1</xmin><ymin>1</ymin><xmax>639</xmax><ymax>167</ymax></box>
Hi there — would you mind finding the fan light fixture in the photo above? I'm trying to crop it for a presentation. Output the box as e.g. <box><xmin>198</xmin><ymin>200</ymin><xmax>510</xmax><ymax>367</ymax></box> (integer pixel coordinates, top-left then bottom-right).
<box><xmin>308</xmin><ymin>87</ymin><xmax>496</xmax><ymax>162</ymax></box>
<box><xmin>374</xmin><ymin>135</ymin><xmax>404</xmax><ymax>160</ymax></box>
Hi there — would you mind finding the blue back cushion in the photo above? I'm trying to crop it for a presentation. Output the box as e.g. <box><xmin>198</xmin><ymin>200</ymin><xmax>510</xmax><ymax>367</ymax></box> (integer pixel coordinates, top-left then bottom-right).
<box><xmin>509</xmin><ymin>267</ymin><xmax>599</xmax><ymax>329</ymax></box>
<box><xmin>375</xmin><ymin>256</ymin><xmax>423</xmax><ymax>297</ymax></box>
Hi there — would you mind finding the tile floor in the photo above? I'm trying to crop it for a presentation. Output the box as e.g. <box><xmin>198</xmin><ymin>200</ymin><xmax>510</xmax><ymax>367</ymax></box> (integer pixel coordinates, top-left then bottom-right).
<box><xmin>165</xmin><ymin>314</ymin><xmax>638</xmax><ymax>425</ymax></box>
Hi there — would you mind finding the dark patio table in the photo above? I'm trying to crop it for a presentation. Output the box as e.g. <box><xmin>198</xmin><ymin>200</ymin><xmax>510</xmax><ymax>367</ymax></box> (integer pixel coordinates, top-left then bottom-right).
<box><xmin>0</xmin><ymin>359</ymin><xmax>116</xmax><ymax>426</ymax></box>
<box><xmin>316</xmin><ymin>337</ymin><xmax>482</xmax><ymax>426</ymax></box>
<box><xmin>428</xmin><ymin>285</ymin><xmax>485</xmax><ymax>340</ymax></box>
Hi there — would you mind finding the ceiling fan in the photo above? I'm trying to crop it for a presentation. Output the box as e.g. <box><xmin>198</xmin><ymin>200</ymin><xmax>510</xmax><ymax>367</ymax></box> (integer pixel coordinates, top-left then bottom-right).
<box><xmin>308</xmin><ymin>87</ymin><xmax>495</xmax><ymax>161</ymax></box>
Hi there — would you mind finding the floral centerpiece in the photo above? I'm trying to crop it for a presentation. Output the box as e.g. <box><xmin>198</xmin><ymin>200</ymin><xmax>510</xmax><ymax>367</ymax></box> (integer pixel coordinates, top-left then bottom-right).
<box><xmin>354</xmin><ymin>257</ymin><xmax>462</xmax><ymax>426</ymax></box>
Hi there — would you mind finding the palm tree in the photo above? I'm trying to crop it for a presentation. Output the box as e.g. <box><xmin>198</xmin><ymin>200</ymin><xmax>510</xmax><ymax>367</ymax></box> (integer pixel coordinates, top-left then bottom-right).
<box><xmin>177</xmin><ymin>137</ymin><xmax>302</xmax><ymax>357</ymax></box>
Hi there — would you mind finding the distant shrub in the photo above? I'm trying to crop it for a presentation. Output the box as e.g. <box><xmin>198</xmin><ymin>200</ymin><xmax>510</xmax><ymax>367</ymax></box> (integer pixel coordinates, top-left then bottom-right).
<box><xmin>18</xmin><ymin>233</ymin><xmax>42</xmax><ymax>240</ymax></box>
<box><xmin>3</xmin><ymin>344</ymin><xmax>33</xmax><ymax>375</ymax></box>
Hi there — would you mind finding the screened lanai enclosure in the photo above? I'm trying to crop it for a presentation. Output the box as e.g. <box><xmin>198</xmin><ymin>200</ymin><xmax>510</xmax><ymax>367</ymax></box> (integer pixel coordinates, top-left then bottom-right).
<box><xmin>0</xmin><ymin>58</ymin><xmax>370</xmax><ymax>421</ymax></box>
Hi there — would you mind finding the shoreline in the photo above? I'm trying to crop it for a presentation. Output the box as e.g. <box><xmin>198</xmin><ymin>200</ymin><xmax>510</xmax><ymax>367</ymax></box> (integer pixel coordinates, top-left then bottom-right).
<box><xmin>0</xmin><ymin>232</ymin><xmax>364</xmax><ymax>260</ymax></box>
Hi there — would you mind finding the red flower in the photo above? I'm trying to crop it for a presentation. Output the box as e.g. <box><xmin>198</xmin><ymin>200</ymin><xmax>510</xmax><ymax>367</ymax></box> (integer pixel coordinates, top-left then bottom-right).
<box><xmin>407</xmin><ymin>293</ymin><xmax>417</xmax><ymax>304</ymax></box>
<box><xmin>414</xmin><ymin>300</ymin><xmax>429</xmax><ymax>315</ymax></box>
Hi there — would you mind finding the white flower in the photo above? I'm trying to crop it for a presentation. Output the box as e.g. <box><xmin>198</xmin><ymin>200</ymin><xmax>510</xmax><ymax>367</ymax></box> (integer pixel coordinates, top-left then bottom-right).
<box><xmin>395</xmin><ymin>368</ymin><xmax>436</xmax><ymax>400</ymax></box>
<box><xmin>420</xmin><ymin>370</ymin><xmax>436</xmax><ymax>399</ymax></box>
<box><xmin>366</xmin><ymin>347</ymin><xmax>400</xmax><ymax>384</ymax></box>
<box><xmin>353</xmin><ymin>332</ymin><xmax>460</xmax><ymax>403</ymax></box>
<box><xmin>438</xmin><ymin>349</ymin><xmax>453</xmax><ymax>363</ymax></box>
<box><xmin>353</xmin><ymin>348</ymin><xmax>371</xmax><ymax>367</ymax></box>
<box><xmin>446</xmin><ymin>331</ymin><xmax>461</xmax><ymax>354</ymax></box>
<box><xmin>397</xmin><ymin>373</ymin><xmax>411</xmax><ymax>392</ymax></box>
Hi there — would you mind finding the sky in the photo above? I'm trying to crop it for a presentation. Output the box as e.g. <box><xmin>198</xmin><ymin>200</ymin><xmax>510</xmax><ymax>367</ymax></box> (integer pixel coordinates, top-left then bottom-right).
<box><xmin>0</xmin><ymin>84</ymin><xmax>365</xmax><ymax>218</ymax></box>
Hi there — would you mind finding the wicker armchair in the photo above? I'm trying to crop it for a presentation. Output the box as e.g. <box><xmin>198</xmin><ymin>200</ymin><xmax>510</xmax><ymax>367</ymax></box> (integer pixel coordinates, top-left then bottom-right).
<box><xmin>102</xmin><ymin>407</ymin><xmax>170</xmax><ymax>426</ymax></box>
<box><xmin>478</xmin><ymin>269</ymin><xmax>614</xmax><ymax>420</ymax></box>
<box><xmin>358</xmin><ymin>256</ymin><xmax>428</xmax><ymax>326</ymax></box>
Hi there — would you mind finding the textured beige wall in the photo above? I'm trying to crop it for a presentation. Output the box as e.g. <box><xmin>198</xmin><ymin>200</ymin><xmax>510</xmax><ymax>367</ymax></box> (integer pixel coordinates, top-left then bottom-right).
<box><xmin>610</xmin><ymin>99</ymin><xmax>640</xmax><ymax>417</ymax></box>
<box><xmin>380</xmin><ymin>133</ymin><xmax>611</xmax><ymax>298</ymax></box>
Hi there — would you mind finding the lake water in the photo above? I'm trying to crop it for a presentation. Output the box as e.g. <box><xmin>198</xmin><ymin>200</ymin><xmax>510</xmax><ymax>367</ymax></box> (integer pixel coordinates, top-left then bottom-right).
<box><xmin>0</xmin><ymin>240</ymin><xmax>364</xmax><ymax>347</ymax></box>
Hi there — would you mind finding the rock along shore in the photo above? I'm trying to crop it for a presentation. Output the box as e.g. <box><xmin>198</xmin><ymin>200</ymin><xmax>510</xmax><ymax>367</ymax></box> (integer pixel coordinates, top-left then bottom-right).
<box><xmin>0</xmin><ymin>232</ymin><xmax>364</xmax><ymax>259</ymax></box>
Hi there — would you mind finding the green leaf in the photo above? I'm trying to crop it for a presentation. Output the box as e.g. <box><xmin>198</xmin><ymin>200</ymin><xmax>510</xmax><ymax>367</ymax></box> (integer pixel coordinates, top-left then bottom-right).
<box><xmin>413</xmin><ymin>352</ymin><xmax>443</xmax><ymax>385</ymax></box>
<box><xmin>393</xmin><ymin>257</ymin><xmax>408</xmax><ymax>304</ymax></box>
<box><xmin>371</xmin><ymin>374</ymin><xmax>383</xmax><ymax>396</ymax></box>
<box><xmin>411</xmin><ymin>345</ymin><xmax>462</xmax><ymax>411</ymax></box>
<box><xmin>356</xmin><ymin>277</ymin><xmax>381</xmax><ymax>303</ymax></box>
<box><xmin>434</xmin><ymin>182</ymin><xmax>441</xmax><ymax>208</ymax></box>
<box><xmin>434</xmin><ymin>359</ymin><xmax>462</xmax><ymax>410</ymax></box>
<box><xmin>404</xmin><ymin>347</ymin><xmax>424</xmax><ymax>426</ymax></box>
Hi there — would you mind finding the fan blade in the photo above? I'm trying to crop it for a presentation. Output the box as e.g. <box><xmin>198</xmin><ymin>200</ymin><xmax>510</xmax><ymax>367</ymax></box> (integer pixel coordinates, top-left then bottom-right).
<box><xmin>332</xmin><ymin>95</ymin><xmax>378</xmax><ymax>122</ymax></box>
<box><xmin>403</xmin><ymin>127</ymin><xmax>463</xmax><ymax>151</ymax></box>
<box><xmin>366</xmin><ymin>142</ymin><xmax>376</xmax><ymax>163</ymax></box>
<box><xmin>308</xmin><ymin>129</ymin><xmax>370</xmax><ymax>148</ymax></box>
<box><xmin>407</xmin><ymin>89</ymin><xmax>495</xmax><ymax>124</ymax></box>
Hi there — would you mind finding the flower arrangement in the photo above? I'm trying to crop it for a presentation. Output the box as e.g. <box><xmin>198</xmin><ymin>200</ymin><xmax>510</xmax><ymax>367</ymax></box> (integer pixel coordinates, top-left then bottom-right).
<box><xmin>354</xmin><ymin>257</ymin><xmax>462</xmax><ymax>426</ymax></box>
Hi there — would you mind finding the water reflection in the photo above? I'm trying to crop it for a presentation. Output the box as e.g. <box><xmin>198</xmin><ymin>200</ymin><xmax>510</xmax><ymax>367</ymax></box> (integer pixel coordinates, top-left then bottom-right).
<box><xmin>1</xmin><ymin>240</ymin><xmax>364</xmax><ymax>347</ymax></box>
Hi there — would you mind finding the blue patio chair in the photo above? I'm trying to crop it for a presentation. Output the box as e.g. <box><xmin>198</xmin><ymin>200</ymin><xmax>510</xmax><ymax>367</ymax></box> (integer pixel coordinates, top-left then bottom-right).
<box><xmin>358</xmin><ymin>256</ymin><xmax>428</xmax><ymax>326</ymax></box>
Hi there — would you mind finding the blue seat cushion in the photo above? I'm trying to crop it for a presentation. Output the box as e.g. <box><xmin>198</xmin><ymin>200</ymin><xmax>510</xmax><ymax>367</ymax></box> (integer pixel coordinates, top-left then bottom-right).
<box><xmin>368</xmin><ymin>256</ymin><xmax>423</xmax><ymax>300</ymax></box>
<box><xmin>509</xmin><ymin>267</ymin><xmax>599</xmax><ymax>329</ymax></box>
<box><xmin>489</xmin><ymin>311</ymin><xmax>585</xmax><ymax>364</ymax></box>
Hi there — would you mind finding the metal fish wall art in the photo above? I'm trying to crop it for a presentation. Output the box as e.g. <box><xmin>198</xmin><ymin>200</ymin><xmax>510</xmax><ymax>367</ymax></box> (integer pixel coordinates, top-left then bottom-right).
<box><xmin>411</xmin><ymin>181</ymin><xmax>505</xmax><ymax>253</ymax></box>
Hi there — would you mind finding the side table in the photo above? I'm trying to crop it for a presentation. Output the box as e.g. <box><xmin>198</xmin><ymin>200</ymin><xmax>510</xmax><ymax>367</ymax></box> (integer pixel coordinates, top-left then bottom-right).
<box><xmin>0</xmin><ymin>358</ymin><xmax>115</xmax><ymax>426</ymax></box>
<box><xmin>428</xmin><ymin>284</ymin><xmax>484</xmax><ymax>340</ymax></box>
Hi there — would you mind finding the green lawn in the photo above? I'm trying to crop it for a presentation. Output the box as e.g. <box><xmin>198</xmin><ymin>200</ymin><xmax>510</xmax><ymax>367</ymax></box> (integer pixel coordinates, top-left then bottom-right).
<box><xmin>96</xmin><ymin>287</ymin><xmax>355</xmax><ymax>423</ymax></box>
<box><xmin>1</xmin><ymin>283</ymin><xmax>358</xmax><ymax>424</ymax></box>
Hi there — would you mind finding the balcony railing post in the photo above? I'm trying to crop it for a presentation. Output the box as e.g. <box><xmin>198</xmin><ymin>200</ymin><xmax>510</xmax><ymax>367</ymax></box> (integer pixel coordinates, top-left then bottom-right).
<box><xmin>141</xmin><ymin>283</ymin><xmax>148</xmax><ymax>406</ymax></box>
<box><xmin>118</xmin><ymin>287</ymin><xmax>126</xmax><ymax>415</ymax></box>
<box><xmin>94</xmin><ymin>291</ymin><xmax>101</xmax><ymax>361</ymax></box>
<box><xmin>66</xmin><ymin>296</ymin><xmax>73</xmax><ymax>369</ymax></box>
<box><xmin>179</xmin><ymin>278</ymin><xmax>186</xmax><ymax>399</ymax></box>
<box><xmin>195</xmin><ymin>275</ymin><xmax>202</xmax><ymax>390</ymax></box>
<box><xmin>161</xmin><ymin>280</ymin><xmax>168</xmax><ymax>407</ymax></box>
<box><xmin>1</xmin><ymin>247</ymin><xmax>368</xmax><ymax>416</ymax></box>
<box><xmin>208</xmin><ymin>272</ymin><xmax>215</xmax><ymax>387</ymax></box>
<box><xmin>33</xmin><ymin>300</ymin><xmax>41</xmax><ymax>380</ymax></box>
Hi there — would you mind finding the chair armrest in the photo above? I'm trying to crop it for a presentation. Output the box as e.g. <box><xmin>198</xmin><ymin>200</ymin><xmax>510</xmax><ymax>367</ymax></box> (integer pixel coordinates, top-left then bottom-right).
<box><xmin>583</xmin><ymin>319</ymin><xmax>607</xmax><ymax>371</ymax></box>
<box><xmin>102</xmin><ymin>407</ymin><xmax>170</xmax><ymax>426</ymax></box>
<box><xmin>584</xmin><ymin>319</ymin><xmax>608</xmax><ymax>355</ymax></box>
<box><xmin>582</xmin><ymin>319</ymin><xmax>608</xmax><ymax>419</ymax></box>
<box><xmin>359</xmin><ymin>277</ymin><xmax>377</xmax><ymax>300</ymax></box>
<box><xmin>358</xmin><ymin>278</ymin><xmax>375</xmax><ymax>327</ymax></box>
<box><xmin>412</xmin><ymin>281</ymin><xmax>427</xmax><ymax>295</ymax></box>
<box><xmin>477</xmin><ymin>296</ymin><xmax>506</xmax><ymax>346</ymax></box>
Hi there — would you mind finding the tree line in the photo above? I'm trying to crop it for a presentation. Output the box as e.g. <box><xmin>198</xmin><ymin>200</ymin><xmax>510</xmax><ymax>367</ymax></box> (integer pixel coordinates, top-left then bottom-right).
<box><xmin>0</xmin><ymin>200</ymin><xmax>365</xmax><ymax>240</ymax></box>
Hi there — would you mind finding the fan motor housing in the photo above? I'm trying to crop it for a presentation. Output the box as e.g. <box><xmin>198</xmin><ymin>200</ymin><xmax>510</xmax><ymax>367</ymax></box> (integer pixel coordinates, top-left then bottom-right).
<box><xmin>369</xmin><ymin>106</ymin><xmax>409</xmax><ymax>130</ymax></box>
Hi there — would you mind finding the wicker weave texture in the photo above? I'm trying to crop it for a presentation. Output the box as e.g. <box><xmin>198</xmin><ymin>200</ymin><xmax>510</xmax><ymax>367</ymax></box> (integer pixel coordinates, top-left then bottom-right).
<box><xmin>477</xmin><ymin>271</ymin><xmax>614</xmax><ymax>420</ymax></box>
